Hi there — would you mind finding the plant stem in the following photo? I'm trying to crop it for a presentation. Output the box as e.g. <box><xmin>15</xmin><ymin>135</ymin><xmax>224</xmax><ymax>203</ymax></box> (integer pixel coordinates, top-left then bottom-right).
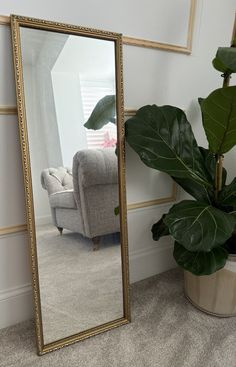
<box><xmin>223</xmin><ymin>73</ymin><xmax>231</xmax><ymax>88</ymax></box>
<box><xmin>215</xmin><ymin>155</ymin><xmax>224</xmax><ymax>200</ymax></box>
<box><xmin>223</xmin><ymin>73</ymin><xmax>230</xmax><ymax>87</ymax></box>
<box><xmin>215</xmin><ymin>54</ymin><xmax>231</xmax><ymax>199</ymax></box>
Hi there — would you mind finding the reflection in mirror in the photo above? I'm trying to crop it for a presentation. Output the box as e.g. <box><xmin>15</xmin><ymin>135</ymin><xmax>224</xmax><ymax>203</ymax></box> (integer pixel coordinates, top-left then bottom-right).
<box><xmin>18</xmin><ymin>26</ymin><xmax>127</xmax><ymax>347</ymax></box>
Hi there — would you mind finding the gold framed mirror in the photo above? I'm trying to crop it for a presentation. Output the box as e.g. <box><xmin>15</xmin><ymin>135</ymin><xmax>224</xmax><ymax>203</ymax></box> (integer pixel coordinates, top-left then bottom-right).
<box><xmin>11</xmin><ymin>14</ymin><xmax>130</xmax><ymax>355</ymax></box>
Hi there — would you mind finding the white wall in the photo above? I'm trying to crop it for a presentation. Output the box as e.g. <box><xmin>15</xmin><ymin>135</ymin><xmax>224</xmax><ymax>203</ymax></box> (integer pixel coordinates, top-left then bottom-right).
<box><xmin>52</xmin><ymin>71</ymin><xmax>88</xmax><ymax>167</ymax></box>
<box><xmin>20</xmin><ymin>29</ymin><xmax>67</xmax><ymax>223</ymax></box>
<box><xmin>23</xmin><ymin>64</ymin><xmax>52</xmax><ymax>223</ymax></box>
<box><xmin>0</xmin><ymin>0</ymin><xmax>235</xmax><ymax>328</ymax></box>
<box><xmin>51</xmin><ymin>34</ymin><xmax>117</xmax><ymax>164</ymax></box>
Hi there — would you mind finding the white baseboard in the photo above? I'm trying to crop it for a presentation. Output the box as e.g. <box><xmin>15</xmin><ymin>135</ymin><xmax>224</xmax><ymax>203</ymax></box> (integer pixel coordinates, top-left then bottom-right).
<box><xmin>0</xmin><ymin>283</ymin><xmax>33</xmax><ymax>329</ymax></box>
<box><xmin>129</xmin><ymin>242</ymin><xmax>176</xmax><ymax>283</ymax></box>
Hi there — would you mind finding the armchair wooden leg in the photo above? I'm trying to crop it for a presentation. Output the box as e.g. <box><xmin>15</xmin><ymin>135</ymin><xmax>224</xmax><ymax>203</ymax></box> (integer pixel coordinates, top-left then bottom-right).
<box><xmin>57</xmin><ymin>227</ymin><xmax>63</xmax><ymax>235</ymax></box>
<box><xmin>92</xmin><ymin>236</ymin><xmax>100</xmax><ymax>251</ymax></box>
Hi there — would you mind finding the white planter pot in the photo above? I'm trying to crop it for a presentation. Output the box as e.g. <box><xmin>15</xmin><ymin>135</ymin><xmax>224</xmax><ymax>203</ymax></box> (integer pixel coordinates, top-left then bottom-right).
<box><xmin>184</xmin><ymin>255</ymin><xmax>236</xmax><ymax>317</ymax></box>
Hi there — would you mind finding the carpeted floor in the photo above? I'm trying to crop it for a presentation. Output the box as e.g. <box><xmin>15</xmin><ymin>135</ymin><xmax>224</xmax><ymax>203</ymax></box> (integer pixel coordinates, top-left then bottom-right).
<box><xmin>36</xmin><ymin>225</ymin><xmax>123</xmax><ymax>344</ymax></box>
<box><xmin>1</xmin><ymin>268</ymin><xmax>236</xmax><ymax>367</ymax></box>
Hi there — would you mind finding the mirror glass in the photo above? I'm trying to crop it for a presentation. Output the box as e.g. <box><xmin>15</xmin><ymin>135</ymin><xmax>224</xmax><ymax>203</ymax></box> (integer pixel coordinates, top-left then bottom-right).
<box><xmin>19</xmin><ymin>26</ymin><xmax>125</xmax><ymax>345</ymax></box>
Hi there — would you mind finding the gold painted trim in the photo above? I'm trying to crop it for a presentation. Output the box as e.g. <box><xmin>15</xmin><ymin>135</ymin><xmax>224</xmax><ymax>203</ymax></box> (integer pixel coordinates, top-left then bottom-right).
<box><xmin>0</xmin><ymin>15</ymin><xmax>10</xmax><ymax>25</ymax></box>
<box><xmin>127</xmin><ymin>182</ymin><xmax>177</xmax><ymax>210</ymax></box>
<box><xmin>186</xmin><ymin>0</ymin><xmax>196</xmax><ymax>51</ymax></box>
<box><xmin>1</xmin><ymin>2</ymin><xmax>196</xmax><ymax>54</ymax></box>
<box><xmin>0</xmin><ymin>224</ymin><xmax>27</xmax><ymax>236</ymax></box>
<box><xmin>2</xmin><ymin>106</ymin><xmax>132</xmax><ymax>117</ymax></box>
<box><xmin>123</xmin><ymin>0</ymin><xmax>196</xmax><ymax>54</ymax></box>
<box><xmin>124</xmin><ymin>109</ymin><xmax>137</xmax><ymax>117</ymax></box>
<box><xmin>0</xmin><ymin>106</ymin><xmax>18</xmax><ymax>115</ymax></box>
<box><xmin>11</xmin><ymin>14</ymin><xmax>130</xmax><ymax>355</ymax></box>
<box><xmin>122</xmin><ymin>36</ymin><xmax>192</xmax><ymax>54</ymax></box>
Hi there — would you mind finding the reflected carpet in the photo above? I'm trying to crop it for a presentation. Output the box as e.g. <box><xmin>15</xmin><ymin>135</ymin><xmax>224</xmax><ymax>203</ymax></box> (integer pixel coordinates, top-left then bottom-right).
<box><xmin>36</xmin><ymin>226</ymin><xmax>123</xmax><ymax>344</ymax></box>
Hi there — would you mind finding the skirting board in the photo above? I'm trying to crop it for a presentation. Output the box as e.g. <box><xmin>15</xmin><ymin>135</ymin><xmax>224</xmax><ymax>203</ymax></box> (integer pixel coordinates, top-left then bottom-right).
<box><xmin>129</xmin><ymin>241</ymin><xmax>176</xmax><ymax>283</ymax></box>
<box><xmin>0</xmin><ymin>283</ymin><xmax>33</xmax><ymax>329</ymax></box>
<box><xmin>0</xmin><ymin>240</ymin><xmax>175</xmax><ymax>330</ymax></box>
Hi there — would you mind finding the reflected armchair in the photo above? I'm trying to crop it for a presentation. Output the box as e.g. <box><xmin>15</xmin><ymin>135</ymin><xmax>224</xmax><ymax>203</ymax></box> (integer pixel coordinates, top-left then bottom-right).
<box><xmin>41</xmin><ymin>148</ymin><xmax>120</xmax><ymax>250</ymax></box>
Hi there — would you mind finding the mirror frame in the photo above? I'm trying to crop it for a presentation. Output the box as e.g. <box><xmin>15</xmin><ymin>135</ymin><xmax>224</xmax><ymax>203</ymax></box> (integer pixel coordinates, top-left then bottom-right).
<box><xmin>11</xmin><ymin>14</ymin><xmax>130</xmax><ymax>355</ymax></box>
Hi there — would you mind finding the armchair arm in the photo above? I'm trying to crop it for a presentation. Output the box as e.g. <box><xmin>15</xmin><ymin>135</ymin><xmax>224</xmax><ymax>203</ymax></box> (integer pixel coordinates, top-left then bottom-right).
<box><xmin>41</xmin><ymin>167</ymin><xmax>73</xmax><ymax>195</ymax></box>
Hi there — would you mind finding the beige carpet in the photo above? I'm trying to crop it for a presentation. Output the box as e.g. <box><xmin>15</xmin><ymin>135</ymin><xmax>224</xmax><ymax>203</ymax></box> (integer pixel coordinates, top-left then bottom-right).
<box><xmin>1</xmin><ymin>268</ymin><xmax>236</xmax><ymax>367</ymax></box>
<box><xmin>36</xmin><ymin>226</ymin><xmax>123</xmax><ymax>344</ymax></box>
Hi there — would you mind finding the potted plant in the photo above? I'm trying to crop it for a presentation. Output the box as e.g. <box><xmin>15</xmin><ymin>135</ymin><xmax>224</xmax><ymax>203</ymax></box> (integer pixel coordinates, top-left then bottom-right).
<box><xmin>84</xmin><ymin>42</ymin><xmax>236</xmax><ymax>316</ymax></box>
<box><xmin>125</xmin><ymin>43</ymin><xmax>236</xmax><ymax>316</ymax></box>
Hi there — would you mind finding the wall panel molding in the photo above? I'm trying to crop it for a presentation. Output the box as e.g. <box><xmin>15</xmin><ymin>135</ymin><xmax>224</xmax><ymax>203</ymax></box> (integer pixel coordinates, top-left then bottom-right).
<box><xmin>127</xmin><ymin>183</ymin><xmax>177</xmax><ymax>210</ymax></box>
<box><xmin>0</xmin><ymin>106</ymin><xmax>18</xmax><ymax>115</ymax></box>
<box><xmin>0</xmin><ymin>224</ymin><xmax>27</xmax><ymax>236</ymax></box>
<box><xmin>123</xmin><ymin>0</ymin><xmax>196</xmax><ymax>53</ymax></box>
<box><xmin>0</xmin><ymin>15</ymin><xmax>10</xmax><ymax>25</ymax></box>
<box><xmin>124</xmin><ymin>109</ymin><xmax>137</xmax><ymax>117</ymax></box>
<box><xmin>0</xmin><ymin>2</ymin><xmax>196</xmax><ymax>54</ymax></box>
<box><xmin>0</xmin><ymin>197</ymin><xmax>178</xmax><ymax>236</ymax></box>
<box><xmin>0</xmin><ymin>106</ymin><xmax>135</xmax><ymax>116</ymax></box>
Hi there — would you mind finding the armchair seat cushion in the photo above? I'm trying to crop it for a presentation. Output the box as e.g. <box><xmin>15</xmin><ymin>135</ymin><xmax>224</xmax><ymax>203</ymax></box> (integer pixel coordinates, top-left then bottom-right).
<box><xmin>49</xmin><ymin>190</ymin><xmax>76</xmax><ymax>209</ymax></box>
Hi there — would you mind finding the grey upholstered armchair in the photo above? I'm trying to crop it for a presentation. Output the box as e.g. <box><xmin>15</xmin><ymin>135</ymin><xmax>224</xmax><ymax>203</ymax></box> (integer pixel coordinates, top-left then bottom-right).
<box><xmin>41</xmin><ymin>148</ymin><xmax>120</xmax><ymax>250</ymax></box>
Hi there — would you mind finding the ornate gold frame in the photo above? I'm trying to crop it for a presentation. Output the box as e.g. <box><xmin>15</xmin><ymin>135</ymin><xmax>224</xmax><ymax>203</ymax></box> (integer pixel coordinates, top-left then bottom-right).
<box><xmin>10</xmin><ymin>14</ymin><xmax>130</xmax><ymax>355</ymax></box>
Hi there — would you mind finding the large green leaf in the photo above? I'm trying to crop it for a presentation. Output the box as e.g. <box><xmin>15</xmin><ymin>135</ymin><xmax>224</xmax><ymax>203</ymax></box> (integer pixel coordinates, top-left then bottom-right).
<box><xmin>201</xmin><ymin>86</ymin><xmax>236</xmax><ymax>154</ymax></box>
<box><xmin>173</xmin><ymin>242</ymin><xmax>228</xmax><ymax>276</ymax></box>
<box><xmin>219</xmin><ymin>177</ymin><xmax>236</xmax><ymax>206</ymax></box>
<box><xmin>212</xmin><ymin>57</ymin><xmax>230</xmax><ymax>74</ymax></box>
<box><xmin>164</xmin><ymin>200</ymin><xmax>236</xmax><ymax>252</ymax></box>
<box><xmin>125</xmin><ymin>105</ymin><xmax>211</xmax><ymax>187</ymax></box>
<box><xmin>84</xmin><ymin>95</ymin><xmax>116</xmax><ymax>130</ymax></box>
<box><xmin>212</xmin><ymin>47</ymin><xmax>236</xmax><ymax>74</ymax></box>
<box><xmin>152</xmin><ymin>214</ymin><xmax>169</xmax><ymax>241</ymax></box>
<box><xmin>173</xmin><ymin>147</ymin><xmax>227</xmax><ymax>204</ymax></box>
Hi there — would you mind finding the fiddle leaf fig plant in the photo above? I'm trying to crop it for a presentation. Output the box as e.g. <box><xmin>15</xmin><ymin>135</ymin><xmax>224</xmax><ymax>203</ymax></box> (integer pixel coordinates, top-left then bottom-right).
<box><xmin>125</xmin><ymin>44</ymin><xmax>236</xmax><ymax>276</ymax></box>
<box><xmin>200</xmin><ymin>86</ymin><xmax>236</xmax><ymax>154</ymax></box>
<box><xmin>84</xmin><ymin>94</ymin><xmax>116</xmax><ymax>130</ymax></box>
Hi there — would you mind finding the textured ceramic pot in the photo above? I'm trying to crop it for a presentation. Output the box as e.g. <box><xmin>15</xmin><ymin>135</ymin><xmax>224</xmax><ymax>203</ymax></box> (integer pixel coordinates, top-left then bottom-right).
<box><xmin>184</xmin><ymin>255</ymin><xmax>236</xmax><ymax>317</ymax></box>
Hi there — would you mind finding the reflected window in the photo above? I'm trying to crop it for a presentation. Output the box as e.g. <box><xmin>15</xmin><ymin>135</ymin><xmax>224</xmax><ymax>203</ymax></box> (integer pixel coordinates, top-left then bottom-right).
<box><xmin>80</xmin><ymin>79</ymin><xmax>117</xmax><ymax>149</ymax></box>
